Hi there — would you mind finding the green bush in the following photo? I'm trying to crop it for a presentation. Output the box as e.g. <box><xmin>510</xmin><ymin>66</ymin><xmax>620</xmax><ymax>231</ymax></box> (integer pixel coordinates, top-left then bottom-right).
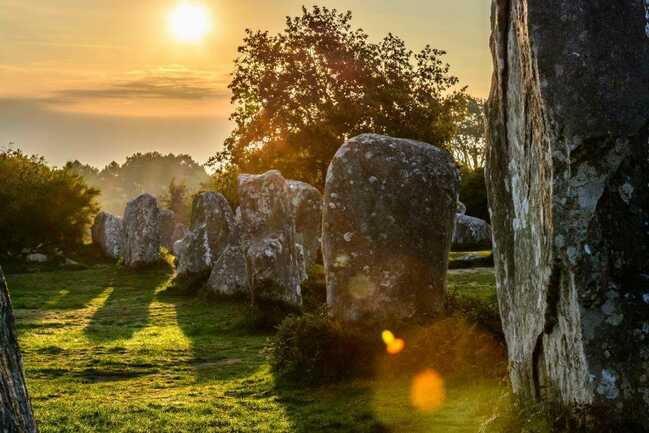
<box><xmin>269</xmin><ymin>311</ymin><xmax>380</xmax><ymax>384</ymax></box>
<box><xmin>0</xmin><ymin>149</ymin><xmax>99</xmax><ymax>256</ymax></box>
<box><xmin>459</xmin><ymin>166</ymin><xmax>490</xmax><ymax>222</ymax></box>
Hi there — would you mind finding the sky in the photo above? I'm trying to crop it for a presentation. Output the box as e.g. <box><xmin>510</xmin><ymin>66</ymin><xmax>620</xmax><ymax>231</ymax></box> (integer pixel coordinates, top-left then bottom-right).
<box><xmin>0</xmin><ymin>0</ymin><xmax>492</xmax><ymax>168</ymax></box>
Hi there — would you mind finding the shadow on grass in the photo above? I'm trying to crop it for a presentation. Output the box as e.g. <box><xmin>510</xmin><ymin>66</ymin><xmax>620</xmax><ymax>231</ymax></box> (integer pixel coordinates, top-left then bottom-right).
<box><xmin>157</xmin><ymin>283</ymin><xmax>268</xmax><ymax>383</ymax></box>
<box><xmin>84</xmin><ymin>264</ymin><xmax>172</xmax><ymax>342</ymax></box>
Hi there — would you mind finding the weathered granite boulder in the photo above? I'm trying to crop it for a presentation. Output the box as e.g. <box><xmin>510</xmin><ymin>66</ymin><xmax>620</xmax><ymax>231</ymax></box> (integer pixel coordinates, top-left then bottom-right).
<box><xmin>91</xmin><ymin>211</ymin><xmax>123</xmax><ymax>259</ymax></box>
<box><xmin>288</xmin><ymin>180</ymin><xmax>323</xmax><ymax>269</ymax></box>
<box><xmin>1</xmin><ymin>267</ymin><xmax>38</xmax><ymax>433</ymax></box>
<box><xmin>238</xmin><ymin>170</ymin><xmax>304</xmax><ymax>307</ymax></box>
<box><xmin>452</xmin><ymin>214</ymin><xmax>492</xmax><ymax>251</ymax></box>
<box><xmin>486</xmin><ymin>0</ymin><xmax>649</xmax><ymax>423</ymax></box>
<box><xmin>159</xmin><ymin>209</ymin><xmax>176</xmax><ymax>250</ymax></box>
<box><xmin>323</xmin><ymin>134</ymin><xmax>459</xmax><ymax>323</ymax></box>
<box><xmin>206</xmin><ymin>245</ymin><xmax>249</xmax><ymax>297</ymax></box>
<box><xmin>457</xmin><ymin>201</ymin><xmax>467</xmax><ymax>215</ymax></box>
<box><xmin>122</xmin><ymin>193</ymin><xmax>161</xmax><ymax>267</ymax></box>
<box><xmin>175</xmin><ymin>192</ymin><xmax>241</xmax><ymax>278</ymax></box>
<box><xmin>25</xmin><ymin>253</ymin><xmax>47</xmax><ymax>264</ymax></box>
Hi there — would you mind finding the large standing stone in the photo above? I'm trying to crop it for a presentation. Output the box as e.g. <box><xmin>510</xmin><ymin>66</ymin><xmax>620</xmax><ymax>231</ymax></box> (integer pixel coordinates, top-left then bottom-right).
<box><xmin>170</xmin><ymin>223</ymin><xmax>189</xmax><ymax>249</ymax></box>
<box><xmin>323</xmin><ymin>134</ymin><xmax>459</xmax><ymax>323</ymax></box>
<box><xmin>122</xmin><ymin>193</ymin><xmax>161</xmax><ymax>267</ymax></box>
<box><xmin>452</xmin><ymin>214</ymin><xmax>492</xmax><ymax>251</ymax></box>
<box><xmin>0</xmin><ymin>267</ymin><xmax>38</xmax><ymax>433</ymax></box>
<box><xmin>175</xmin><ymin>192</ymin><xmax>241</xmax><ymax>278</ymax></box>
<box><xmin>238</xmin><ymin>170</ymin><xmax>304</xmax><ymax>307</ymax></box>
<box><xmin>91</xmin><ymin>211</ymin><xmax>123</xmax><ymax>259</ymax></box>
<box><xmin>159</xmin><ymin>209</ymin><xmax>176</xmax><ymax>250</ymax></box>
<box><xmin>486</xmin><ymin>0</ymin><xmax>649</xmax><ymax>422</ymax></box>
<box><xmin>206</xmin><ymin>245</ymin><xmax>249</xmax><ymax>297</ymax></box>
<box><xmin>288</xmin><ymin>180</ymin><xmax>323</xmax><ymax>269</ymax></box>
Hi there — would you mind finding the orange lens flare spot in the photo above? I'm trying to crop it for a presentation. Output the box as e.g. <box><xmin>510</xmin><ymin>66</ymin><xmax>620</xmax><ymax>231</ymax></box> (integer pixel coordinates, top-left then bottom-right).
<box><xmin>410</xmin><ymin>369</ymin><xmax>446</xmax><ymax>412</ymax></box>
<box><xmin>386</xmin><ymin>338</ymin><xmax>405</xmax><ymax>355</ymax></box>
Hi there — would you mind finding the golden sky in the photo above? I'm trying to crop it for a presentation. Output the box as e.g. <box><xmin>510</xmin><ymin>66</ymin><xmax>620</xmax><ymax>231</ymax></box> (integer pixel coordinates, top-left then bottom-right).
<box><xmin>0</xmin><ymin>0</ymin><xmax>491</xmax><ymax>167</ymax></box>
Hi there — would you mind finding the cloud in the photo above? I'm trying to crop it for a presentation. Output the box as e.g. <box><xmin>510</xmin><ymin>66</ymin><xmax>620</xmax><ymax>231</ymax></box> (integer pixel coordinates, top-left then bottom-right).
<box><xmin>48</xmin><ymin>65</ymin><xmax>230</xmax><ymax>103</ymax></box>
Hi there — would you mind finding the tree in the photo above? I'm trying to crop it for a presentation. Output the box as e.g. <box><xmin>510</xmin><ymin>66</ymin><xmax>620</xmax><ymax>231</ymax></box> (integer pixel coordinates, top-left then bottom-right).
<box><xmin>0</xmin><ymin>149</ymin><xmax>99</xmax><ymax>254</ymax></box>
<box><xmin>162</xmin><ymin>178</ymin><xmax>191</xmax><ymax>225</ymax></box>
<box><xmin>450</xmin><ymin>96</ymin><xmax>486</xmax><ymax>170</ymax></box>
<box><xmin>208</xmin><ymin>6</ymin><xmax>466</xmax><ymax>190</ymax></box>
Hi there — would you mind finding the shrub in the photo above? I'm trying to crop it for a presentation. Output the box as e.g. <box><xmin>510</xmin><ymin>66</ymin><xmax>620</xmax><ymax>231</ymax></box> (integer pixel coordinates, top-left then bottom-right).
<box><xmin>269</xmin><ymin>311</ymin><xmax>380</xmax><ymax>384</ymax></box>
<box><xmin>459</xmin><ymin>166</ymin><xmax>490</xmax><ymax>222</ymax></box>
<box><xmin>0</xmin><ymin>149</ymin><xmax>99</xmax><ymax>256</ymax></box>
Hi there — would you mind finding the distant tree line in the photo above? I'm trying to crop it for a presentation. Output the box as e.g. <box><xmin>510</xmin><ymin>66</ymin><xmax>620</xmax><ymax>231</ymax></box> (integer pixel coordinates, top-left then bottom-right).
<box><xmin>66</xmin><ymin>152</ymin><xmax>209</xmax><ymax>222</ymax></box>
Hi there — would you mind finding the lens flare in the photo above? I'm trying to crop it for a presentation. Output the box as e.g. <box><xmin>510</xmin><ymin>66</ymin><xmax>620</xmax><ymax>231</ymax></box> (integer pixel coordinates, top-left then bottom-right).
<box><xmin>382</xmin><ymin>330</ymin><xmax>405</xmax><ymax>355</ymax></box>
<box><xmin>410</xmin><ymin>369</ymin><xmax>446</xmax><ymax>412</ymax></box>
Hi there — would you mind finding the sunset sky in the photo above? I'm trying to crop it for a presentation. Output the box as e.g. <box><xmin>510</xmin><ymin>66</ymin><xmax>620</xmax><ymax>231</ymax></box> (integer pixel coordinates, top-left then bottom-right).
<box><xmin>0</xmin><ymin>0</ymin><xmax>491</xmax><ymax>168</ymax></box>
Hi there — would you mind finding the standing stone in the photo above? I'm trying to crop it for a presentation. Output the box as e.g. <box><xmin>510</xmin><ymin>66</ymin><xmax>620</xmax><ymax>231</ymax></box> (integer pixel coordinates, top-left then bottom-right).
<box><xmin>159</xmin><ymin>209</ymin><xmax>176</xmax><ymax>250</ymax></box>
<box><xmin>288</xmin><ymin>180</ymin><xmax>323</xmax><ymax>269</ymax></box>
<box><xmin>457</xmin><ymin>201</ymin><xmax>467</xmax><ymax>215</ymax></box>
<box><xmin>175</xmin><ymin>192</ymin><xmax>241</xmax><ymax>278</ymax></box>
<box><xmin>486</xmin><ymin>0</ymin><xmax>649</xmax><ymax>422</ymax></box>
<box><xmin>91</xmin><ymin>211</ymin><xmax>123</xmax><ymax>259</ymax></box>
<box><xmin>238</xmin><ymin>170</ymin><xmax>304</xmax><ymax>307</ymax></box>
<box><xmin>122</xmin><ymin>193</ymin><xmax>161</xmax><ymax>268</ymax></box>
<box><xmin>452</xmin><ymin>214</ymin><xmax>492</xmax><ymax>251</ymax></box>
<box><xmin>0</xmin><ymin>267</ymin><xmax>38</xmax><ymax>433</ymax></box>
<box><xmin>323</xmin><ymin>134</ymin><xmax>459</xmax><ymax>323</ymax></box>
<box><xmin>206</xmin><ymin>245</ymin><xmax>249</xmax><ymax>297</ymax></box>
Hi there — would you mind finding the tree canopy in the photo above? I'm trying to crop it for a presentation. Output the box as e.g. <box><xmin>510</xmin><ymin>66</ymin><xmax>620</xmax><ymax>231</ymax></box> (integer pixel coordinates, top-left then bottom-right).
<box><xmin>209</xmin><ymin>6</ymin><xmax>466</xmax><ymax>190</ymax></box>
<box><xmin>451</xmin><ymin>96</ymin><xmax>486</xmax><ymax>170</ymax></box>
<box><xmin>0</xmin><ymin>149</ymin><xmax>99</xmax><ymax>255</ymax></box>
<box><xmin>66</xmin><ymin>152</ymin><xmax>208</xmax><ymax>215</ymax></box>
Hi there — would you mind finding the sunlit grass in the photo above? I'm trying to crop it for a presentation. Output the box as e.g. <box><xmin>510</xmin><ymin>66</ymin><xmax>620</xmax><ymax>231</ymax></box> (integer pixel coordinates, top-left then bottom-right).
<box><xmin>6</xmin><ymin>264</ymin><xmax>506</xmax><ymax>433</ymax></box>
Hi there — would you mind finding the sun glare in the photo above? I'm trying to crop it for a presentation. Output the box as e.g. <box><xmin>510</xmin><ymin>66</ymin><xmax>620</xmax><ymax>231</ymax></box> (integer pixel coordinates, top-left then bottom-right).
<box><xmin>168</xmin><ymin>3</ymin><xmax>212</xmax><ymax>43</ymax></box>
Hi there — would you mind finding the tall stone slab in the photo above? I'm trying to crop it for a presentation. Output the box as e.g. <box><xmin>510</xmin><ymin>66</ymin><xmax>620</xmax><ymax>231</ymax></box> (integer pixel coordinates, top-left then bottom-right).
<box><xmin>122</xmin><ymin>193</ymin><xmax>161</xmax><ymax>268</ymax></box>
<box><xmin>238</xmin><ymin>170</ymin><xmax>304</xmax><ymax>307</ymax></box>
<box><xmin>323</xmin><ymin>134</ymin><xmax>459</xmax><ymax>323</ymax></box>
<box><xmin>1</xmin><ymin>268</ymin><xmax>38</xmax><ymax>433</ymax></box>
<box><xmin>175</xmin><ymin>192</ymin><xmax>241</xmax><ymax>278</ymax></box>
<box><xmin>486</xmin><ymin>0</ymin><xmax>649</xmax><ymax>422</ymax></box>
<box><xmin>91</xmin><ymin>211</ymin><xmax>123</xmax><ymax>260</ymax></box>
<box><xmin>159</xmin><ymin>209</ymin><xmax>176</xmax><ymax>250</ymax></box>
<box><xmin>287</xmin><ymin>180</ymin><xmax>323</xmax><ymax>269</ymax></box>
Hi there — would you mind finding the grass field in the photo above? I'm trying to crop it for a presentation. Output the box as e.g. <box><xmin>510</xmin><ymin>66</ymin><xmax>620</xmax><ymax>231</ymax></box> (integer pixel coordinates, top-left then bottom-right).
<box><xmin>6</xmin><ymin>263</ymin><xmax>507</xmax><ymax>433</ymax></box>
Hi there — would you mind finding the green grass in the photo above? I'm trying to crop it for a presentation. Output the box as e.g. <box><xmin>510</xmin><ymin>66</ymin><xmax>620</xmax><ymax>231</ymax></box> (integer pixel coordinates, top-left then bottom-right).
<box><xmin>447</xmin><ymin>268</ymin><xmax>496</xmax><ymax>302</ymax></box>
<box><xmin>6</xmin><ymin>264</ymin><xmax>506</xmax><ymax>433</ymax></box>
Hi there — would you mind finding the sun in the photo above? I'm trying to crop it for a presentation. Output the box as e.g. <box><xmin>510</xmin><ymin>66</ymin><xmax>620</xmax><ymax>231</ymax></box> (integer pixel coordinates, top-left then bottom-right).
<box><xmin>168</xmin><ymin>3</ymin><xmax>212</xmax><ymax>43</ymax></box>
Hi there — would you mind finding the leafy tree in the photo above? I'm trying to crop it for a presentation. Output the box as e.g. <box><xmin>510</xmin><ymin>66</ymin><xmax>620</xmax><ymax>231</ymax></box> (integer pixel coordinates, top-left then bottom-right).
<box><xmin>68</xmin><ymin>152</ymin><xmax>209</xmax><ymax>215</ymax></box>
<box><xmin>459</xmin><ymin>166</ymin><xmax>489</xmax><ymax>223</ymax></box>
<box><xmin>0</xmin><ymin>149</ymin><xmax>99</xmax><ymax>255</ymax></box>
<box><xmin>208</xmin><ymin>6</ymin><xmax>466</xmax><ymax>190</ymax></box>
<box><xmin>450</xmin><ymin>96</ymin><xmax>486</xmax><ymax>170</ymax></box>
<box><xmin>162</xmin><ymin>178</ymin><xmax>191</xmax><ymax>225</ymax></box>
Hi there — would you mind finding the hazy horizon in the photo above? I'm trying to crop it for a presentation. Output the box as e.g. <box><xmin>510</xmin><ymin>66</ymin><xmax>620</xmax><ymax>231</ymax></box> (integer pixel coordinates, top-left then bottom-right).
<box><xmin>1</xmin><ymin>0</ymin><xmax>492</xmax><ymax>168</ymax></box>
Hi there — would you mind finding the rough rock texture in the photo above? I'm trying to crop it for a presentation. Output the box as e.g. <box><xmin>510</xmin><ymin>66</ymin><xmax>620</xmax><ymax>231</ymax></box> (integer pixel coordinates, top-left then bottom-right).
<box><xmin>457</xmin><ymin>201</ymin><xmax>467</xmax><ymax>215</ymax></box>
<box><xmin>486</xmin><ymin>0</ymin><xmax>649</xmax><ymax>421</ymax></box>
<box><xmin>323</xmin><ymin>134</ymin><xmax>459</xmax><ymax>323</ymax></box>
<box><xmin>452</xmin><ymin>214</ymin><xmax>492</xmax><ymax>251</ymax></box>
<box><xmin>238</xmin><ymin>170</ymin><xmax>304</xmax><ymax>307</ymax></box>
<box><xmin>159</xmin><ymin>209</ymin><xmax>176</xmax><ymax>250</ymax></box>
<box><xmin>25</xmin><ymin>254</ymin><xmax>47</xmax><ymax>264</ymax></box>
<box><xmin>91</xmin><ymin>211</ymin><xmax>123</xmax><ymax>259</ymax></box>
<box><xmin>287</xmin><ymin>180</ymin><xmax>323</xmax><ymax>269</ymax></box>
<box><xmin>206</xmin><ymin>245</ymin><xmax>249</xmax><ymax>297</ymax></box>
<box><xmin>0</xmin><ymin>267</ymin><xmax>38</xmax><ymax>433</ymax></box>
<box><xmin>122</xmin><ymin>194</ymin><xmax>161</xmax><ymax>267</ymax></box>
<box><xmin>175</xmin><ymin>192</ymin><xmax>241</xmax><ymax>278</ymax></box>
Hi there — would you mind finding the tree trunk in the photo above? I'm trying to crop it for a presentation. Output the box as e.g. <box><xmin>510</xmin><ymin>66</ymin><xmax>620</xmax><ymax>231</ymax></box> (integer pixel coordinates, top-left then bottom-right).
<box><xmin>1</xmin><ymin>267</ymin><xmax>37</xmax><ymax>432</ymax></box>
<box><xmin>486</xmin><ymin>0</ymin><xmax>649</xmax><ymax>425</ymax></box>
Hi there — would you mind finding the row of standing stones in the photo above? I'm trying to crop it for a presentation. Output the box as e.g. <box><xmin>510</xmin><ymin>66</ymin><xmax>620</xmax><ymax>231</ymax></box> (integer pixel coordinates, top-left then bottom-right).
<box><xmin>90</xmin><ymin>134</ymin><xmax>479</xmax><ymax>320</ymax></box>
